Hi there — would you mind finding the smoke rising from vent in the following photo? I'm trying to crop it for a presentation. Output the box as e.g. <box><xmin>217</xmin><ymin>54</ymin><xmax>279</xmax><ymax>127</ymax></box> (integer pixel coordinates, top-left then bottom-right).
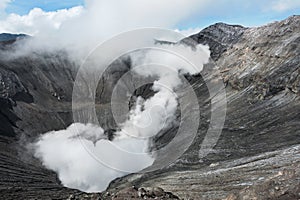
<box><xmin>34</xmin><ymin>123</ymin><xmax>154</xmax><ymax>192</ymax></box>
<box><xmin>33</xmin><ymin>43</ymin><xmax>210</xmax><ymax>192</ymax></box>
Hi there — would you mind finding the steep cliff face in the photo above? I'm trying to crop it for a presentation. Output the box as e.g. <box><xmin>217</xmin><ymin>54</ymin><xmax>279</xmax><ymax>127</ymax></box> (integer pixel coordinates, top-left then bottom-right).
<box><xmin>0</xmin><ymin>16</ymin><xmax>299</xmax><ymax>199</ymax></box>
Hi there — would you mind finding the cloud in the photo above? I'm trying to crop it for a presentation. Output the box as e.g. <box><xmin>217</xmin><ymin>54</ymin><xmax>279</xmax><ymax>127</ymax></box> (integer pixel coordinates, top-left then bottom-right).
<box><xmin>0</xmin><ymin>6</ymin><xmax>83</xmax><ymax>34</ymax></box>
<box><xmin>271</xmin><ymin>0</ymin><xmax>300</xmax><ymax>12</ymax></box>
<box><xmin>0</xmin><ymin>0</ymin><xmax>209</xmax><ymax>59</ymax></box>
<box><xmin>53</xmin><ymin>0</ymin><xmax>207</xmax><ymax>54</ymax></box>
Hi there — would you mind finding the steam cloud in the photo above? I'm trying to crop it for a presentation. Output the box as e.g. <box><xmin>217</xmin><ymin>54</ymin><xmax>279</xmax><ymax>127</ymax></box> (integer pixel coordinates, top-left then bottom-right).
<box><xmin>33</xmin><ymin>43</ymin><xmax>209</xmax><ymax>192</ymax></box>
<box><xmin>2</xmin><ymin>0</ymin><xmax>210</xmax><ymax>193</ymax></box>
<box><xmin>34</xmin><ymin>123</ymin><xmax>154</xmax><ymax>192</ymax></box>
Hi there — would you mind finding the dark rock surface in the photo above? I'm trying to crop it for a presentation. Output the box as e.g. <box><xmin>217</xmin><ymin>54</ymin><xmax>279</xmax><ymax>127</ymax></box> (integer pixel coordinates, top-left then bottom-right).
<box><xmin>107</xmin><ymin>144</ymin><xmax>300</xmax><ymax>200</ymax></box>
<box><xmin>0</xmin><ymin>15</ymin><xmax>299</xmax><ymax>199</ymax></box>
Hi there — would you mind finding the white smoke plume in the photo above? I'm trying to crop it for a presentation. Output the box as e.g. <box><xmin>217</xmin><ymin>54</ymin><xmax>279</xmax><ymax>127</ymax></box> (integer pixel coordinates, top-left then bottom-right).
<box><xmin>34</xmin><ymin>123</ymin><xmax>154</xmax><ymax>192</ymax></box>
<box><xmin>33</xmin><ymin>43</ymin><xmax>210</xmax><ymax>192</ymax></box>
